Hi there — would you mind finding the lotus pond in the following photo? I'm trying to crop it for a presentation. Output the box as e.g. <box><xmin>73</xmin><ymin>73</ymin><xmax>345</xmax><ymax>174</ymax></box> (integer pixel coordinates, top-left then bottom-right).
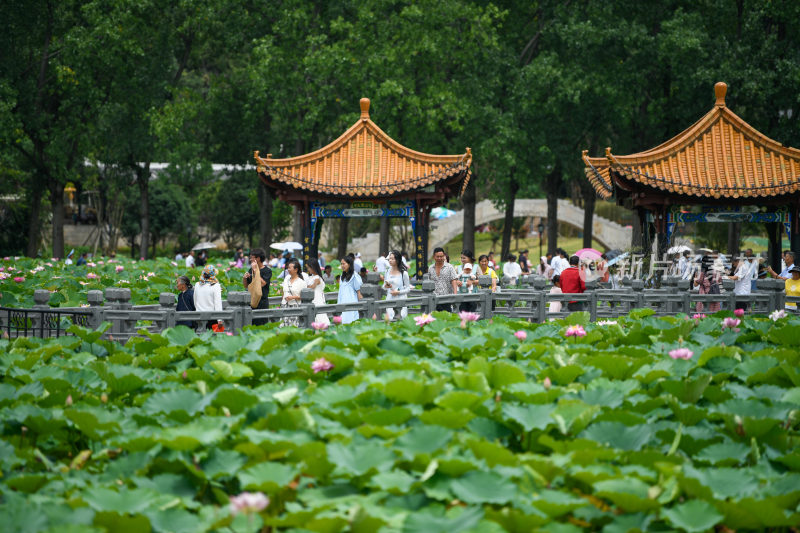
<box><xmin>0</xmin><ymin>256</ymin><xmax>285</xmax><ymax>308</ymax></box>
<box><xmin>1</xmin><ymin>309</ymin><xmax>799</xmax><ymax>532</ymax></box>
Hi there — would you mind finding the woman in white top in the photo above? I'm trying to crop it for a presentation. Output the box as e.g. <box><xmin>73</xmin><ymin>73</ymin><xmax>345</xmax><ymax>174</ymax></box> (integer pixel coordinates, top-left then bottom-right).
<box><xmin>305</xmin><ymin>258</ymin><xmax>329</xmax><ymax>326</ymax></box>
<box><xmin>194</xmin><ymin>265</ymin><xmax>223</xmax><ymax>329</ymax></box>
<box><xmin>280</xmin><ymin>259</ymin><xmax>306</xmax><ymax>327</ymax></box>
<box><xmin>503</xmin><ymin>253</ymin><xmax>522</xmax><ymax>285</ymax></box>
<box><xmin>383</xmin><ymin>250</ymin><xmax>411</xmax><ymax>320</ymax></box>
<box><xmin>548</xmin><ymin>274</ymin><xmax>563</xmax><ymax>313</ymax></box>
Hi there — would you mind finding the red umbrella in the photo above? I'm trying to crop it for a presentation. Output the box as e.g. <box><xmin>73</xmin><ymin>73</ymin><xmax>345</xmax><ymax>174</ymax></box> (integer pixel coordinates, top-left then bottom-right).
<box><xmin>575</xmin><ymin>248</ymin><xmax>603</xmax><ymax>261</ymax></box>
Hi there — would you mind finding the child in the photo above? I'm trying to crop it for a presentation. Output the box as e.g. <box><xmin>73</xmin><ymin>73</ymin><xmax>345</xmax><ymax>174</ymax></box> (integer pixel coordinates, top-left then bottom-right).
<box><xmin>549</xmin><ymin>275</ymin><xmax>563</xmax><ymax>313</ymax></box>
<box><xmin>459</xmin><ymin>263</ymin><xmax>476</xmax><ymax>293</ymax></box>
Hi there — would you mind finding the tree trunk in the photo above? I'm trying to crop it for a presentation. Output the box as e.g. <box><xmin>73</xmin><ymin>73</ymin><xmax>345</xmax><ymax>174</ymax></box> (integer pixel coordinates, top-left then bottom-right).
<box><xmin>631</xmin><ymin>208</ymin><xmax>644</xmax><ymax>251</ymax></box>
<box><xmin>379</xmin><ymin>217</ymin><xmax>389</xmax><ymax>256</ymax></box>
<box><xmin>766</xmin><ymin>222</ymin><xmax>782</xmax><ymax>273</ymax></box>
<box><xmin>258</xmin><ymin>181</ymin><xmax>273</xmax><ymax>250</ymax></box>
<box><xmin>462</xmin><ymin>177</ymin><xmax>476</xmax><ymax>254</ymax></box>
<box><xmin>25</xmin><ymin>180</ymin><xmax>44</xmax><ymax>256</ymax></box>
<box><xmin>546</xmin><ymin>166</ymin><xmax>561</xmax><ymax>255</ymax></box>
<box><xmin>727</xmin><ymin>222</ymin><xmax>741</xmax><ymax>259</ymax></box>
<box><xmin>500</xmin><ymin>178</ymin><xmax>518</xmax><ymax>261</ymax></box>
<box><xmin>50</xmin><ymin>180</ymin><xmax>65</xmax><ymax>258</ymax></box>
<box><xmin>138</xmin><ymin>165</ymin><xmax>150</xmax><ymax>260</ymax></box>
<box><xmin>337</xmin><ymin>218</ymin><xmax>349</xmax><ymax>259</ymax></box>
<box><xmin>292</xmin><ymin>207</ymin><xmax>303</xmax><ymax>243</ymax></box>
<box><xmin>581</xmin><ymin>184</ymin><xmax>596</xmax><ymax>249</ymax></box>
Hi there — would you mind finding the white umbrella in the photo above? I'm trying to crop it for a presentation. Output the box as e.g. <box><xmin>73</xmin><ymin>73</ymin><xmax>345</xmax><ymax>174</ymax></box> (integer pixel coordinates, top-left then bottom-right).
<box><xmin>269</xmin><ymin>242</ymin><xmax>286</xmax><ymax>251</ymax></box>
<box><xmin>607</xmin><ymin>252</ymin><xmax>629</xmax><ymax>266</ymax></box>
<box><xmin>283</xmin><ymin>241</ymin><xmax>303</xmax><ymax>251</ymax></box>
<box><xmin>192</xmin><ymin>241</ymin><xmax>217</xmax><ymax>251</ymax></box>
<box><xmin>667</xmin><ymin>245</ymin><xmax>692</xmax><ymax>255</ymax></box>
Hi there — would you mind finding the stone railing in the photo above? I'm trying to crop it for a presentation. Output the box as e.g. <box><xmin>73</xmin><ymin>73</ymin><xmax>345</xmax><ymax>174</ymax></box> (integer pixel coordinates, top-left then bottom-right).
<box><xmin>0</xmin><ymin>273</ymin><xmax>793</xmax><ymax>342</ymax></box>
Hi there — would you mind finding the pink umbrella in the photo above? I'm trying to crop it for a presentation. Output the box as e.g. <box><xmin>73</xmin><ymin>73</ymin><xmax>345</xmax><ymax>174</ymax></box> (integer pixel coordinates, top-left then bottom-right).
<box><xmin>575</xmin><ymin>248</ymin><xmax>603</xmax><ymax>261</ymax></box>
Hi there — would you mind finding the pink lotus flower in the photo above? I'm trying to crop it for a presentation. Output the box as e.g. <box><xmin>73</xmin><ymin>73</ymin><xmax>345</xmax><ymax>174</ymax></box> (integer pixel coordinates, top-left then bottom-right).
<box><xmin>415</xmin><ymin>313</ymin><xmax>436</xmax><ymax>326</ymax></box>
<box><xmin>65</xmin><ymin>394</ymin><xmax>73</xmax><ymax>406</ymax></box>
<box><xmin>87</xmin><ymin>273</ymin><xmax>98</xmax><ymax>279</ymax></box>
<box><xmin>515</xmin><ymin>330</ymin><xmax>527</xmax><ymax>341</ymax></box>
<box><xmin>0</xmin><ymin>266</ymin><xmax>4</xmax><ymax>271</ymax></box>
<box><xmin>543</xmin><ymin>376</ymin><xmax>552</xmax><ymax>390</ymax></box>
<box><xmin>722</xmin><ymin>317</ymin><xmax>741</xmax><ymax>330</ymax></box>
<box><xmin>311</xmin><ymin>321</ymin><xmax>329</xmax><ymax>331</ymax></box>
<box><xmin>311</xmin><ymin>357</ymin><xmax>334</xmax><ymax>373</ymax></box>
<box><xmin>565</xmin><ymin>325</ymin><xmax>586</xmax><ymax>338</ymax></box>
<box><xmin>115</xmin><ymin>265</ymin><xmax>124</xmax><ymax>272</ymax></box>
<box><xmin>229</xmin><ymin>491</ymin><xmax>269</xmax><ymax>516</ymax></box>
<box><xmin>182</xmin><ymin>370</ymin><xmax>187</xmax><ymax>379</ymax></box>
<box><xmin>692</xmin><ymin>313</ymin><xmax>706</xmax><ymax>320</ymax></box>
<box><xmin>3</xmin><ymin>257</ymin><xmax>9</xmax><ymax>261</ymax></box>
<box><xmin>458</xmin><ymin>311</ymin><xmax>480</xmax><ymax>327</ymax></box>
<box><xmin>669</xmin><ymin>348</ymin><xmax>694</xmax><ymax>360</ymax></box>
<box><xmin>171</xmin><ymin>261</ymin><xmax>178</xmax><ymax>266</ymax></box>
<box><xmin>87</xmin><ymin>262</ymin><xmax>96</xmax><ymax>267</ymax></box>
<box><xmin>45</xmin><ymin>262</ymin><xmax>52</xmax><ymax>267</ymax></box>
<box><xmin>734</xmin><ymin>308</ymin><xmax>745</xmax><ymax>317</ymax></box>
<box><xmin>13</xmin><ymin>276</ymin><xmax>25</xmax><ymax>283</ymax></box>
<box><xmin>333</xmin><ymin>315</ymin><xmax>342</xmax><ymax>325</ymax></box>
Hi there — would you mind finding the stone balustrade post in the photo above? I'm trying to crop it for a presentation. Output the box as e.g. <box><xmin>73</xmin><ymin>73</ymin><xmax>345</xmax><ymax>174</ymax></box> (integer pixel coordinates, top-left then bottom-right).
<box><xmin>226</xmin><ymin>291</ymin><xmax>251</xmax><ymax>330</ymax></box>
<box><xmin>359</xmin><ymin>284</ymin><xmax>380</xmax><ymax>320</ymax></box>
<box><xmin>299</xmin><ymin>288</ymin><xmax>316</xmax><ymax>327</ymax></box>
<box><xmin>86</xmin><ymin>290</ymin><xmax>104</xmax><ymax>329</ymax></box>
<box><xmin>158</xmin><ymin>292</ymin><xmax>177</xmax><ymax>329</ymax></box>
<box><xmin>421</xmin><ymin>280</ymin><xmax>435</xmax><ymax>313</ymax></box>
<box><xmin>721</xmin><ymin>279</ymin><xmax>736</xmax><ymax>310</ymax></box>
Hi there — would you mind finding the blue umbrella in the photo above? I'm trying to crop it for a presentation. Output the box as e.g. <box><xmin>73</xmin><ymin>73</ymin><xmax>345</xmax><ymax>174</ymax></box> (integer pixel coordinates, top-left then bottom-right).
<box><xmin>431</xmin><ymin>207</ymin><xmax>456</xmax><ymax>220</ymax></box>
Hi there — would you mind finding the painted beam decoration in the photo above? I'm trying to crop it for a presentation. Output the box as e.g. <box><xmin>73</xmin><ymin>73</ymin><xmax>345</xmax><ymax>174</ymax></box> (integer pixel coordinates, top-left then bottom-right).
<box><xmin>310</xmin><ymin>200</ymin><xmax>415</xmax><ymax>219</ymax></box>
<box><xmin>664</xmin><ymin>207</ymin><xmax>791</xmax><ymax>243</ymax></box>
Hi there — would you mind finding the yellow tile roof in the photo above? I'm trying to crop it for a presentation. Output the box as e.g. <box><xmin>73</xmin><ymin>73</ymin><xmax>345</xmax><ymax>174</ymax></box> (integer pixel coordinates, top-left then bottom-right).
<box><xmin>583</xmin><ymin>82</ymin><xmax>800</xmax><ymax>201</ymax></box>
<box><xmin>254</xmin><ymin>99</ymin><xmax>472</xmax><ymax>198</ymax></box>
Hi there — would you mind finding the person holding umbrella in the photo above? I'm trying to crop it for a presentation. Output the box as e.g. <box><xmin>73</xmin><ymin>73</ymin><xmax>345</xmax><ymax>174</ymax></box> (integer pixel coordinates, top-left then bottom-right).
<box><xmin>244</xmin><ymin>248</ymin><xmax>272</xmax><ymax>326</ymax></box>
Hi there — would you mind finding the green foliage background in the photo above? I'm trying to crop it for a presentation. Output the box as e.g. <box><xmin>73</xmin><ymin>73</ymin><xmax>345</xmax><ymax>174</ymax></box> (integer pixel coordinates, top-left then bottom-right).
<box><xmin>2</xmin><ymin>0</ymin><xmax>800</xmax><ymax>257</ymax></box>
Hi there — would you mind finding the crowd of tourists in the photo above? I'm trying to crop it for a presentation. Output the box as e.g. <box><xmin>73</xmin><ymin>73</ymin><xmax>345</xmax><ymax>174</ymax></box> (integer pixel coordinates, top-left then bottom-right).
<box><xmin>166</xmin><ymin>244</ymin><xmax>800</xmax><ymax>329</ymax></box>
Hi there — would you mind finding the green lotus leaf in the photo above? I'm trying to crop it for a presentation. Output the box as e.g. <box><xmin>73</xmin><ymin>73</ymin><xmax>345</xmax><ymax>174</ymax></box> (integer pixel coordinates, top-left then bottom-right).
<box><xmin>581</xmin><ymin>421</ymin><xmax>653</xmax><ymax>451</ymax></box>
<box><xmin>383</xmin><ymin>377</ymin><xmax>443</xmax><ymax>404</ymax></box>
<box><xmin>531</xmin><ymin>489</ymin><xmax>587</xmax><ymax>517</ymax></box>
<box><xmin>695</xmin><ymin>441</ymin><xmax>750</xmax><ymax>465</ymax></box>
<box><xmin>600</xmin><ymin>512</ymin><xmax>653</xmax><ymax>533</ymax></box>
<box><xmin>327</xmin><ymin>439</ymin><xmax>395</xmax><ymax>477</ymax></box>
<box><xmin>418</xmin><ymin>408</ymin><xmax>475</xmax><ymax>428</ymax></box>
<box><xmin>502</xmin><ymin>403</ymin><xmax>555</xmax><ymax>432</ymax></box>
<box><xmin>489</xmin><ymin>360</ymin><xmax>527</xmax><ymax>388</ymax></box>
<box><xmin>394</xmin><ymin>425</ymin><xmax>452</xmax><ymax>458</ymax></box>
<box><xmin>450</xmin><ymin>471</ymin><xmax>518</xmax><ymax>504</ymax></box>
<box><xmin>141</xmin><ymin>388</ymin><xmax>210</xmax><ymax>418</ymax></box>
<box><xmin>158</xmin><ymin>417</ymin><xmax>227</xmax><ymax>451</ymax></box>
<box><xmin>714</xmin><ymin>497</ymin><xmax>800</xmax><ymax>529</ymax></box>
<box><xmin>238</xmin><ymin>461</ymin><xmax>298</xmax><ymax>493</ymax></box>
<box><xmin>369</xmin><ymin>469</ymin><xmax>416</xmax><ymax>493</ymax></box>
<box><xmin>660</xmin><ymin>373</ymin><xmax>712</xmax><ymax>404</ymax></box>
<box><xmin>680</xmin><ymin>465</ymin><xmax>760</xmax><ymax>500</ymax></box>
<box><xmin>435</xmin><ymin>390</ymin><xmax>486</xmax><ymax>411</ymax></box>
<box><xmin>593</xmin><ymin>478</ymin><xmax>659</xmax><ymax>512</ymax></box>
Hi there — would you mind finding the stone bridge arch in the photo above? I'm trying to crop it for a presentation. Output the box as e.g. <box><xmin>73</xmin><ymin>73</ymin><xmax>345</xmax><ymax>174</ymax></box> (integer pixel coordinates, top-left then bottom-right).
<box><xmin>429</xmin><ymin>198</ymin><xmax>631</xmax><ymax>251</ymax></box>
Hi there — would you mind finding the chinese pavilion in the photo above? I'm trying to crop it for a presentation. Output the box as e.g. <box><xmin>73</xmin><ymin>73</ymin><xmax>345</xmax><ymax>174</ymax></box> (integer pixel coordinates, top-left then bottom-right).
<box><xmin>583</xmin><ymin>82</ymin><xmax>800</xmax><ymax>269</ymax></box>
<box><xmin>254</xmin><ymin>98</ymin><xmax>472</xmax><ymax>278</ymax></box>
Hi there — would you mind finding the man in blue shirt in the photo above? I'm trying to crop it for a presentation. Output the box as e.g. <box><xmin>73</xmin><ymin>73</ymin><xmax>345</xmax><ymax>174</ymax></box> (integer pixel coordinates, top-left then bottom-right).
<box><xmin>767</xmin><ymin>251</ymin><xmax>795</xmax><ymax>280</ymax></box>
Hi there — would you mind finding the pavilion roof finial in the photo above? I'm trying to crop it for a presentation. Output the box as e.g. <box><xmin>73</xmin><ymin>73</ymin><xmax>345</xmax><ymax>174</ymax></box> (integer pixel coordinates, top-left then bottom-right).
<box><xmin>360</xmin><ymin>98</ymin><xmax>370</xmax><ymax>119</ymax></box>
<box><xmin>715</xmin><ymin>82</ymin><xmax>727</xmax><ymax>107</ymax></box>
